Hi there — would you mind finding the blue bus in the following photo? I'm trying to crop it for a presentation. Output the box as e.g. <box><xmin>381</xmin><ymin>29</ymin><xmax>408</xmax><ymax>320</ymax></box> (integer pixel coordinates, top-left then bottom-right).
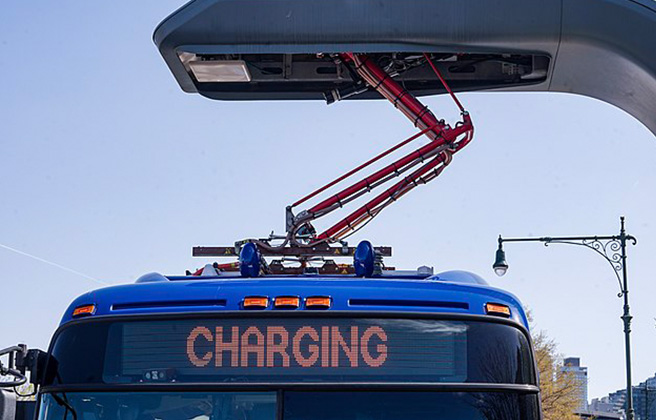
<box><xmin>5</xmin><ymin>256</ymin><xmax>540</xmax><ymax>420</ymax></box>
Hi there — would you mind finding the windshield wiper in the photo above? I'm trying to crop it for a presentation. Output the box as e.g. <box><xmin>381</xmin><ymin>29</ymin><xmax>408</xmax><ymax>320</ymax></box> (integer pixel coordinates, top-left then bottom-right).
<box><xmin>51</xmin><ymin>392</ymin><xmax>78</xmax><ymax>420</ymax></box>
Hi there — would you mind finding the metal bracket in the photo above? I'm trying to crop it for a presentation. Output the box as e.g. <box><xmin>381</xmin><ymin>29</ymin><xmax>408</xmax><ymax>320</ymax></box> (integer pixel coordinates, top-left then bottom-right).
<box><xmin>193</xmin><ymin>244</ymin><xmax>392</xmax><ymax>258</ymax></box>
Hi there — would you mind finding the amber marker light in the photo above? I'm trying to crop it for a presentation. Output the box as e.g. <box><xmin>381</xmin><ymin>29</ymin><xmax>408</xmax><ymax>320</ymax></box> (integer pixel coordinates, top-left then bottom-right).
<box><xmin>485</xmin><ymin>303</ymin><xmax>511</xmax><ymax>317</ymax></box>
<box><xmin>72</xmin><ymin>304</ymin><xmax>96</xmax><ymax>317</ymax></box>
<box><xmin>243</xmin><ymin>296</ymin><xmax>269</xmax><ymax>309</ymax></box>
<box><xmin>305</xmin><ymin>296</ymin><xmax>331</xmax><ymax>309</ymax></box>
<box><xmin>274</xmin><ymin>296</ymin><xmax>300</xmax><ymax>309</ymax></box>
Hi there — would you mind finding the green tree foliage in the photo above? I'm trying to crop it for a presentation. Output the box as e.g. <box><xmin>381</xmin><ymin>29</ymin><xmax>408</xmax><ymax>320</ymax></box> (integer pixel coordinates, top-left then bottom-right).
<box><xmin>532</xmin><ymin>327</ymin><xmax>581</xmax><ymax>420</ymax></box>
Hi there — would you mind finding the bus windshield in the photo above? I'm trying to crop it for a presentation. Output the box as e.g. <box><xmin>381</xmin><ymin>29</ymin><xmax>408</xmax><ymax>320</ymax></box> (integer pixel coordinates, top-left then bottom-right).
<box><xmin>38</xmin><ymin>391</ymin><xmax>540</xmax><ymax>420</ymax></box>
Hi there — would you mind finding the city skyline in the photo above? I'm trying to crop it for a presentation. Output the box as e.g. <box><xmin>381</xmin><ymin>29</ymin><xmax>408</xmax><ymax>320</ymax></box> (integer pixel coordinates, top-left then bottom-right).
<box><xmin>559</xmin><ymin>355</ymin><xmax>656</xmax><ymax>419</ymax></box>
<box><xmin>591</xmin><ymin>371</ymin><xmax>656</xmax><ymax>419</ymax></box>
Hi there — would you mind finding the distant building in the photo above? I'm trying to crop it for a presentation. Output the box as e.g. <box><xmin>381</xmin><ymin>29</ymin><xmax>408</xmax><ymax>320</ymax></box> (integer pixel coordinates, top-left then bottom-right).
<box><xmin>590</xmin><ymin>393</ymin><xmax>626</xmax><ymax>418</ymax></box>
<box><xmin>591</xmin><ymin>373</ymin><xmax>656</xmax><ymax>420</ymax></box>
<box><xmin>590</xmin><ymin>397</ymin><xmax>622</xmax><ymax>414</ymax></box>
<box><xmin>563</xmin><ymin>357</ymin><xmax>589</xmax><ymax>412</ymax></box>
<box><xmin>633</xmin><ymin>378</ymin><xmax>656</xmax><ymax>420</ymax></box>
<box><xmin>579</xmin><ymin>411</ymin><xmax>622</xmax><ymax>420</ymax></box>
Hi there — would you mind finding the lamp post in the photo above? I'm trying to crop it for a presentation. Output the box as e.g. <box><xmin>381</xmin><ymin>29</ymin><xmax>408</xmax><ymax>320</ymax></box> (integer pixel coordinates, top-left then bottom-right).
<box><xmin>493</xmin><ymin>216</ymin><xmax>637</xmax><ymax>420</ymax></box>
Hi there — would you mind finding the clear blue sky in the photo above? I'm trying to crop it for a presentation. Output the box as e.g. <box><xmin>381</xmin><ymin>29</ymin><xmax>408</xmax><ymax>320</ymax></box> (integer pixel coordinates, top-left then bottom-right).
<box><xmin>2</xmin><ymin>1</ymin><xmax>655</xmax><ymax>400</ymax></box>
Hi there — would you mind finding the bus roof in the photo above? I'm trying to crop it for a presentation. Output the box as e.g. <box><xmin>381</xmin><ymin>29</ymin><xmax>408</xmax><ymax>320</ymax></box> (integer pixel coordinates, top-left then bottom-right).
<box><xmin>61</xmin><ymin>271</ymin><xmax>529</xmax><ymax>329</ymax></box>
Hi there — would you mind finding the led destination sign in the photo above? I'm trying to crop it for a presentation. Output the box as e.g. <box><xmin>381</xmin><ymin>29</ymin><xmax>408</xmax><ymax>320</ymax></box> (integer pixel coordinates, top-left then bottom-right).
<box><xmin>114</xmin><ymin>318</ymin><xmax>468</xmax><ymax>382</ymax></box>
<box><xmin>186</xmin><ymin>324</ymin><xmax>389</xmax><ymax>368</ymax></box>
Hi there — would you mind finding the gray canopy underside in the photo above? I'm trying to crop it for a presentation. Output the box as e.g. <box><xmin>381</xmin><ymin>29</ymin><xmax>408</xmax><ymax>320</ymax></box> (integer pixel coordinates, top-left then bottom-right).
<box><xmin>154</xmin><ymin>0</ymin><xmax>656</xmax><ymax>136</ymax></box>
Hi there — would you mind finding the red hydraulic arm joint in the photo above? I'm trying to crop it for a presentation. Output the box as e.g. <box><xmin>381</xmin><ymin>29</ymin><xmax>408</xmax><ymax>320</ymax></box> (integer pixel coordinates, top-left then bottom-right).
<box><xmin>290</xmin><ymin>53</ymin><xmax>474</xmax><ymax>244</ymax></box>
<box><xmin>347</xmin><ymin>53</ymin><xmax>449</xmax><ymax>142</ymax></box>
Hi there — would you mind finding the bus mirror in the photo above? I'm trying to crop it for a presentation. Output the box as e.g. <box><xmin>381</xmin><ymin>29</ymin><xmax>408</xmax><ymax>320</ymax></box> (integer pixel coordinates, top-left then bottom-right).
<box><xmin>16</xmin><ymin>349</ymin><xmax>48</xmax><ymax>386</ymax></box>
<box><xmin>0</xmin><ymin>390</ymin><xmax>16</xmax><ymax>420</ymax></box>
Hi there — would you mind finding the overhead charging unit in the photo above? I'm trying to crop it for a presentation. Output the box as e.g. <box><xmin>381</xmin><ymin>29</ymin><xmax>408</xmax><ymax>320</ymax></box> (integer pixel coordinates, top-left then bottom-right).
<box><xmin>154</xmin><ymin>0</ymin><xmax>656</xmax><ymax>136</ymax></box>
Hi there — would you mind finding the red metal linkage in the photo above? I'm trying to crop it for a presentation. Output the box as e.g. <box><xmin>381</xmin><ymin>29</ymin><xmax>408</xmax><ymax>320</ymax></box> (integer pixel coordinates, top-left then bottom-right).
<box><xmin>347</xmin><ymin>53</ymin><xmax>447</xmax><ymax>142</ymax></box>
<box><xmin>423</xmin><ymin>52</ymin><xmax>466</xmax><ymax>113</ymax></box>
<box><xmin>307</xmin><ymin>129</ymin><xmax>450</xmax><ymax>215</ymax></box>
<box><xmin>316</xmin><ymin>121</ymin><xmax>473</xmax><ymax>241</ymax></box>
<box><xmin>291</xmin><ymin>53</ymin><xmax>474</xmax><ymax>244</ymax></box>
<box><xmin>291</xmin><ymin>122</ymin><xmax>441</xmax><ymax>209</ymax></box>
<box><xmin>316</xmin><ymin>150</ymin><xmax>454</xmax><ymax>241</ymax></box>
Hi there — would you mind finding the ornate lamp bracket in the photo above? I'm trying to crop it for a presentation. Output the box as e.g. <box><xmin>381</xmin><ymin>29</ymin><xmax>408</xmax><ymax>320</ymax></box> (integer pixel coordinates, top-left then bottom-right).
<box><xmin>495</xmin><ymin>217</ymin><xmax>637</xmax><ymax>420</ymax></box>
<box><xmin>542</xmin><ymin>234</ymin><xmax>637</xmax><ymax>297</ymax></box>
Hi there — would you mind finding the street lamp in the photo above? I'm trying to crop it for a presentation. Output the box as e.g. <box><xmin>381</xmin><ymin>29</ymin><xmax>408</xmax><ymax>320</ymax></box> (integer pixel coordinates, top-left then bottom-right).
<box><xmin>493</xmin><ymin>216</ymin><xmax>637</xmax><ymax>420</ymax></box>
<box><xmin>493</xmin><ymin>240</ymin><xmax>509</xmax><ymax>277</ymax></box>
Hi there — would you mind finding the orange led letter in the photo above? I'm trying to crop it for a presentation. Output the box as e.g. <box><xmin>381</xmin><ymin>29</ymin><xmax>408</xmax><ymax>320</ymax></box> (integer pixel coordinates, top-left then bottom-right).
<box><xmin>215</xmin><ymin>326</ymin><xmax>240</xmax><ymax>367</ymax></box>
<box><xmin>321</xmin><ymin>326</ymin><xmax>330</xmax><ymax>367</ymax></box>
<box><xmin>241</xmin><ymin>326</ymin><xmax>265</xmax><ymax>367</ymax></box>
<box><xmin>187</xmin><ymin>326</ymin><xmax>213</xmax><ymax>367</ymax></box>
<box><xmin>266</xmin><ymin>326</ymin><xmax>290</xmax><ymax>367</ymax></box>
<box><xmin>331</xmin><ymin>326</ymin><xmax>359</xmax><ymax>367</ymax></box>
<box><xmin>361</xmin><ymin>326</ymin><xmax>388</xmax><ymax>367</ymax></box>
<box><xmin>293</xmin><ymin>327</ymin><xmax>320</xmax><ymax>367</ymax></box>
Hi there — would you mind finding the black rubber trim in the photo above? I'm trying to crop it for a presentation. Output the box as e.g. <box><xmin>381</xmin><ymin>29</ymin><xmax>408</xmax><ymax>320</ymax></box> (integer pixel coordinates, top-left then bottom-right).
<box><xmin>349</xmin><ymin>299</ymin><xmax>468</xmax><ymax>309</ymax></box>
<box><xmin>41</xmin><ymin>382</ymin><xmax>539</xmax><ymax>394</ymax></box>
<box><xmin>112</xmin><ymin>299</ymin><xmax>226</xmax><ymax>310</ymax></box>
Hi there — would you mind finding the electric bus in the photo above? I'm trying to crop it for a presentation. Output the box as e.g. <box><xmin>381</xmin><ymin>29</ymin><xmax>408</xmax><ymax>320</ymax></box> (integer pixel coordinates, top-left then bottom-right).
<box><xmin>17</xmin><ymin>250</ymin><xmax>540</xmax><ymax>420</ymax></box>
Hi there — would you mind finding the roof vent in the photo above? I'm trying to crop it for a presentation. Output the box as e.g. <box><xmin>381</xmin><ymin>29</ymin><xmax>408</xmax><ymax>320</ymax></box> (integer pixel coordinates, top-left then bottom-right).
<box><xmin>417</xmin><ymin>266</ymin><xmax>434</xmax><ymax>276</ymax></box>
<box><xmin>430</xmin><ymin>270</ymin><xmax>489</xmax><ymax>285</ymax></box>
<box><xmin>200</xmin><ymin>264</ymin><xmax>219</xmax><ymax>277</ymax></box>
<box><xmin>135</xmin><ymin>272</ymin><xmax>169</xmax><ymax>283</ymax></box>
